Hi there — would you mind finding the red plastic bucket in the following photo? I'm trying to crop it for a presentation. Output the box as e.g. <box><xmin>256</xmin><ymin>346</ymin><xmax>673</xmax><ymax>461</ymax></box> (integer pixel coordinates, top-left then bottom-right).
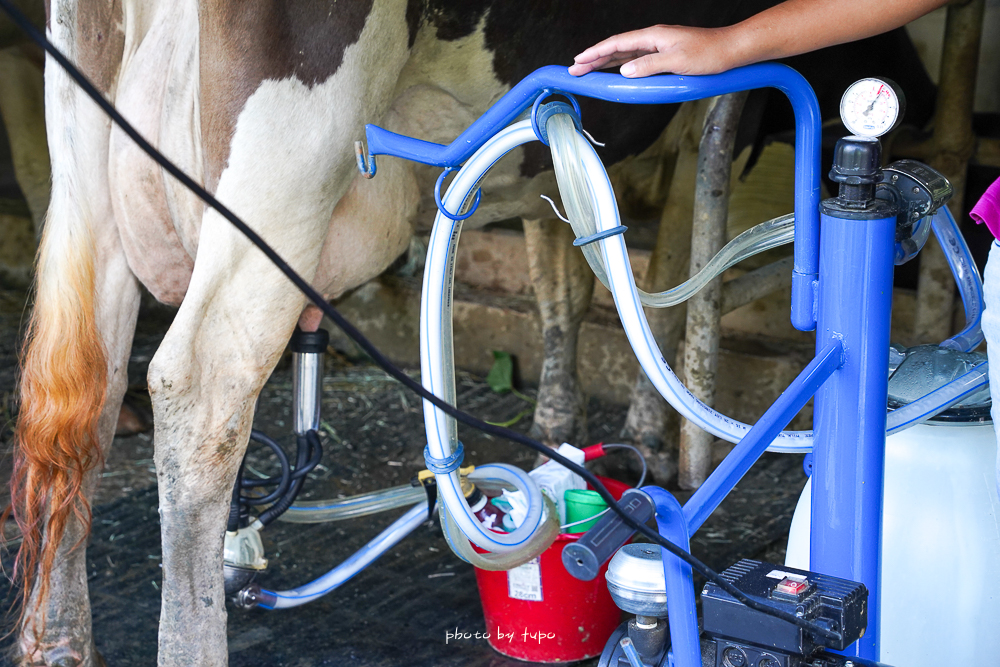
<box><xmin>473</xmin><ymin>476</ymin><xmax>630</xmax><ymax>662</ymax></box>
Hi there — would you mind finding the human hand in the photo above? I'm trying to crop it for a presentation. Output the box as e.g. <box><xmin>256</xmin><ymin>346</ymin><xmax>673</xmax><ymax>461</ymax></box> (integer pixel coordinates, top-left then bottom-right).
<box><xmin>569</xmin><ymin>25</ymin><xmax>740</xmax><ymax>78</ymax></box>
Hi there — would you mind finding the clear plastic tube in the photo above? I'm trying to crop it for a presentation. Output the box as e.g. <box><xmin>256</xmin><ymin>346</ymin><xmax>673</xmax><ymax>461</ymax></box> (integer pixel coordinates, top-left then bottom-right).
<box><xmin>441</xmin><ymin>467</ymin><xmax>559</xmax><ymax>571</ymax></box>
<box><xmin>555</xmin><ymin>117</ymin><xmax>813</xmax><ymax>450</ymax></box>
<box><xmin>260</xmin><ymin>501</ymin><xmax>428</xmax><ymax>609</ymax></box>
<box><xmin>933</xmin><ymin>206</ymin><xmax>984</xmax><ymax>352</ymax></box>
<box><xmin>279</xmin><ymin>484</ymin><xmax>425</xmax><ymax>524</ymax></box>
<box><xmin>885</xmin><ymin>361</ymin><xmax>989</xmax><ymax>435</ymax></box>
<box><xmin>544</xmin><ymin>112</ymin><xmax>989</xmax><ymax>455</ymax></box>
<box><xmin>548</xmin><ymin>113</ymin><xmax>795</xmax><ymax>309</ymax></box>
<box><xmin>420</xmin><ymin>120</ymin><xmax>551</xmax><ymax>557</ymax></box>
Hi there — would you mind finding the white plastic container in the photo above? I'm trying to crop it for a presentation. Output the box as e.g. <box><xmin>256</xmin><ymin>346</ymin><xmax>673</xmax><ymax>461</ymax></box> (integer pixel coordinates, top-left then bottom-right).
<box><xmin>785</xmin><ymin>419</ymin><xmax>1000</xmax><ymax>666</ymax></box>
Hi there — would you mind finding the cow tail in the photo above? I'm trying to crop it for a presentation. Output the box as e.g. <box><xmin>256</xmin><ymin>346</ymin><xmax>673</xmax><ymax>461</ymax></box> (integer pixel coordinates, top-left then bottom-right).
<box><xmin>4</xmin><ymin>203</ymin><xmax>108</xmax><ymax>635</ymax></box>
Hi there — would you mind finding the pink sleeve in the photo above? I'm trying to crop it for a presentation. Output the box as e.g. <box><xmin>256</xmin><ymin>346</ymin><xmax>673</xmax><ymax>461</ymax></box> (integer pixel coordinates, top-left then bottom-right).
<box><xmin>971</xmin><ymin>176</ymin><xmax>1000</xmax><ymax>241</ymax></box>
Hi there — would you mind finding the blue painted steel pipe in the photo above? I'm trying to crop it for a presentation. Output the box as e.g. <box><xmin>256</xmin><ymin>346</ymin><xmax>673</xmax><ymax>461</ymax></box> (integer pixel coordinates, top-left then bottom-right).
<box><xmin>363</xmin><ymin>63</ymin><xmax>822</xmax><ymax>330</ymax></box>
<box><xmin>683</xmin><ymin>341</ymin><xmax>843</xmax><ymax>534</ymax></box>
<box><xmin>643</xmin><ymin>487</ymin><xmax>701</xmax><ymax>667</ymax></box>
<box><xmin>810</xmin><ymin>211</ymin><xmax>897</xmax><ymax>661</ymax></box>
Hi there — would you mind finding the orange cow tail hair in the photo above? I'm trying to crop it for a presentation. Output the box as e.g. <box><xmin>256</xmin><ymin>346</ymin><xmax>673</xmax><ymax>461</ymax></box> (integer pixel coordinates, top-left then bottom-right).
<box><xmin>3</xmin><ymin>210</ymin><xmax>107</xmax><ymax>638</ymax></box>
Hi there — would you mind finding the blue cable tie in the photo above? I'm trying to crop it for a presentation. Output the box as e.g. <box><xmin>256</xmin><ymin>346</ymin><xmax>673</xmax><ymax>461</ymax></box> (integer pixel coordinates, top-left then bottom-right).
<box><xmin>573</xmin><ymin>225</ymin><xmax>628</xmax><ymax>247</ymax></box>
<box><xmin>423</xmin><ymin>441</ymin><xmax>465</xmax><ymax>474</ymax></box>
<box><xmin>434</xmin><ymin>167</ymin><xmax>482</xmax><ymax>221</ymax></box>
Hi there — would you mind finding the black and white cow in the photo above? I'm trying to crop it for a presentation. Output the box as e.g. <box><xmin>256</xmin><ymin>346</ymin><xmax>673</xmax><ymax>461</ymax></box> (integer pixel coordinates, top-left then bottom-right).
<box><xmin>8</xmin><ymin>0</ymin><xmax>932</xmax><ymax>664</ymax></box>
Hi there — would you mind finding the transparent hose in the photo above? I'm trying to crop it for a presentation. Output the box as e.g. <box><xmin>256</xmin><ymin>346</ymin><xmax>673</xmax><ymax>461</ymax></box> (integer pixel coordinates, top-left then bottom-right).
<box><xmin>260</xmin><ymin>501</ymin><xmax>428</xmax><ymax>609</ymax></box>
<box><xmin>279</xmin><ymin>484</ymin><xmax>425</xmax><ymax>524</ymax></box>
<box><xmin>886</xmin><ymin>361</ymin><xmax>989</xmax><ymax>435</ymax></box>
<box><xmin>441</xmin><ymin>465</ymin><xmax>559</xmax><ymax>571</ymax></box>
<box><xmin>548</xmin><ymin>113</ymin><xmax>794</xmax><ymax>309</ymax></box>
<box><xmin>933</xmin><ymin>206</ymin><xmax>984</xmax><ymax>352</ymax></box>
<box><xmin>421</xmin><ymin>120</ymin><xmax>550</xmax><ymax>558</ymax></box>
<box><xmin>544</xmin><ymin>112</ymin><xmax>989</xmax><ymax>455</ymax></box>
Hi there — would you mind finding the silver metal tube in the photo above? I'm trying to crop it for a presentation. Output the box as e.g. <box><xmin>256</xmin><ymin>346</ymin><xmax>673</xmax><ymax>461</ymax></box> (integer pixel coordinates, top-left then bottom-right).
<box><xmin>292</xmin><ymin>351</ymin><xmax>323</xmax><ymax>434</ymax></box>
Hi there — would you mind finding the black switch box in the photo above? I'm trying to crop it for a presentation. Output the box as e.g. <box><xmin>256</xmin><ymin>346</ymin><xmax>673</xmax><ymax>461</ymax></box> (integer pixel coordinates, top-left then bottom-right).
<box><xmin>702</xmin><ymin>560</ymin><xmax>868</xmax><ymax>656</ymax></box>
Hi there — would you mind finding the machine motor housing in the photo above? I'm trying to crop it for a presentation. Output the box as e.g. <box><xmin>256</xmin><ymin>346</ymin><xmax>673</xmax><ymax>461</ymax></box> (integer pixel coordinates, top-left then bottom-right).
<box><xmin>702</xmin><ymin>559</ymin><xmax>868</xmax><ymax>660</ymax></box>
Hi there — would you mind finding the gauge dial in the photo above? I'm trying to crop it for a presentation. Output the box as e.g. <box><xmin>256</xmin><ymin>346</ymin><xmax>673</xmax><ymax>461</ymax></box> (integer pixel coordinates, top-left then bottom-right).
<box><xmin>839</xmin><ymin>78</ymin><xmax>905</xmax><ymax>138</ymax></box>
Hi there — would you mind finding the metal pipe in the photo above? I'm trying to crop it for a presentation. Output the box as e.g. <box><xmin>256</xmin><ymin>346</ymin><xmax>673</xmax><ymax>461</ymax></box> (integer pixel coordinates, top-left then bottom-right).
<box><xmin>644</xmin><ymin>487</ymin><xmax>700</xmax><ymax>667</ymax></box>
<box><xmin>678</xmin><ymin>92</ymin><xmax>747</xmax><ymax>489</ymax></box>
<box><xmin>811</xmin><ymin>210</ymin><xmax>897</xmax><ymax>661</ymax></box>
<box><xmin>364</xmin><ymin>63</ymin><xmax>823</xmax><ymax>331</ymax></box>
<box><xmin>682</xmin><ymin>341</ymin><xmax>842</xmax><ymax>535</ymax></box>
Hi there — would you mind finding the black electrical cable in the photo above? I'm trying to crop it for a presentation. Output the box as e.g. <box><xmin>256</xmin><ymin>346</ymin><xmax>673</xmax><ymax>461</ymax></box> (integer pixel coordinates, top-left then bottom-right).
<box><xmin>240</xmin><ymin>430</ymin><xmax>292</xmax><ymax>506</ymax></box>
<box><xmin>255</xmin><ymin>431</ymin><xmax>318</xmax><ymax>526</ymax></box>
<box><xmin>0</xmin><ymin>0</ymin><xmax>841</xmax><ymax>645</ymax></box>
<box><xmin>228</xmin><ymin>458</ymin><xmax>248</xmax><ymax>532</ymax></box>
<box><xmin>290</xmin><ymin>430</ymin><xmax>323</xmax><ymax>482</ymax></box>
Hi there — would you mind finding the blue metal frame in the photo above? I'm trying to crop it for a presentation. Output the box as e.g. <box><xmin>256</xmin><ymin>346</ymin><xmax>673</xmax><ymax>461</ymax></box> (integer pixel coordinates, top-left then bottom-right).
<box><xmin>372</xmin><ymin>64</ymin><xmax>898</xmax><ymax>664</ymax></box>
<box><xmin>363</xmin><ymin>64</ymin><xmax>822</xmax><ymax>331</ymax></box>
<box><xmin>810</xmin><ymin>212</ymin><xmax>897</xmax><ymax>660</ymax></box>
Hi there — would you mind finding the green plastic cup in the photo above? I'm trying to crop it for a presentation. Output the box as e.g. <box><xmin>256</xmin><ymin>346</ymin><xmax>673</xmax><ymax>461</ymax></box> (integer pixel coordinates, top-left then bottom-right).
<box><xmin>564</xmin><ymin>489</ymin><xmax>608</xmax><ymax>534</ymax></box>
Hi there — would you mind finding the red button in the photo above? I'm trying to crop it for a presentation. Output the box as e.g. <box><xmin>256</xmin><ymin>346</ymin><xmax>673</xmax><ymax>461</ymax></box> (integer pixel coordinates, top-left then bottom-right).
<box><xmin>775</xmin><ymin>577</ymin><xmax>809</xmax><ymax>596</ymax></box>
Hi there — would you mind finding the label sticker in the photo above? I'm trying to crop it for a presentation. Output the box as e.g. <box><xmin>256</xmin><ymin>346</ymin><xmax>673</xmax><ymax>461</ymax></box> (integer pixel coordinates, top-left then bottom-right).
<box><xmin>508</xmin><ymin>557</ymin><xmax>543</xmax><ymax>601</ymax></box>
<box><xmin>766</xmin><ymin>569</ymin><xmax>807</xmax><ymax>582</ymax></box>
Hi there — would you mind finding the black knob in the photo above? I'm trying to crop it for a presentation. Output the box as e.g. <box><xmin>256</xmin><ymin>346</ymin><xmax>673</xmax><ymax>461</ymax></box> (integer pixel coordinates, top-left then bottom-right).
<box><xmin>829</xmin><ymin>136</ymin><xmax>882</xmax><ymax>205</ymax></box>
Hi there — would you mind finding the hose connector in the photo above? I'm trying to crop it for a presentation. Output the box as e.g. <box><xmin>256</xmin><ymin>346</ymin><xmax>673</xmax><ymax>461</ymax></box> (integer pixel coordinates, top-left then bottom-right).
<box><xmin>235</xmin><ymin>583</ymin><xmax>277</xmax><ymax>610</ymax></box>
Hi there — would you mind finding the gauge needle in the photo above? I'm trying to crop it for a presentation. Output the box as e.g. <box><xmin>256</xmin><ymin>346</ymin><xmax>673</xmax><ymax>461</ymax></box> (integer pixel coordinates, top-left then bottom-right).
<box><xmin>863</xmin><ymin>85</ymin><xmax>885</xmax><ymax>116</ymax></box>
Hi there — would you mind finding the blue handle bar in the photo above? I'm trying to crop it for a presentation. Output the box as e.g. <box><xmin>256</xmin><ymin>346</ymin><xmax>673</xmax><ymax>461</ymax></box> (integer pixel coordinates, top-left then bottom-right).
<box><xmin>363</xmin><ymin>63</ymin><xmax>822</xmax><ymax>331</ymax></box>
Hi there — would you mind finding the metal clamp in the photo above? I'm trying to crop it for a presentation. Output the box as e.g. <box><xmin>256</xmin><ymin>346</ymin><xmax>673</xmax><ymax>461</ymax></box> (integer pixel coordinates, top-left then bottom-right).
<box><xmin>434</xmin><ymin>168</ymin><xmax>482</xmax><ymax>221</ymax></box>
<box><xmin>531</xmin><ymin>89</ymin><xmax>582</xmax><ymax>146</ymax></box>
<box><xmin>573</xmin><ymin>225</ymin><xmax>628</xmax><ymax>247</ymax></box>
<box><xmin>882</xmin><ymin>159</ymin><xmax>953</xmax><ymax>220</ymax></box>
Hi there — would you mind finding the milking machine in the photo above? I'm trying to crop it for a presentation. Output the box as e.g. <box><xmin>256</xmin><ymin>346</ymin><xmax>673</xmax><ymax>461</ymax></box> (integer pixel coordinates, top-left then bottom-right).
<box><xmin>11</xmin><ymin>1</ymin><xmax>991</xmax><ymax>656</ymax></box>
<box><xmin>219</xmin><ymin>64</ymin><xmax>996</xmax><ymax>664</ymax></box>
<box><xmin>349</xmin><ymin>65</ymin><xmax>996</xmax><ymax>666</ymax></box>
<box><xmin>221</xmin><ymin>64</ymin><xmax>995</xmax><ymax>662</ymax></box>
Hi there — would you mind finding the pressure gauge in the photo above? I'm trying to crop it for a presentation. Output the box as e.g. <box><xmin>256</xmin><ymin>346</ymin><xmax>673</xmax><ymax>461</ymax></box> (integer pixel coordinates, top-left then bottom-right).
<box><xmin>839</xmin><ymin>78</ymin><xmax>906</xmax><ymax>138</ymax></box>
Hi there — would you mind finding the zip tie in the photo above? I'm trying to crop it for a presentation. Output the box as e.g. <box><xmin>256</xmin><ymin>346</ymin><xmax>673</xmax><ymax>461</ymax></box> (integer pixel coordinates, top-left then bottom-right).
<box><xmin>540</xmin><ymin>194</ymin><xmax>571</xmax><ymax>223</ymax></box>
<box><xmin>423</xmin><ymin>442</ymin><xmax>465</xmax><ymax>474</ymax></box>
<box><xmin>581</xmin><ymin>128</ymin><xmax>605</xmax><ymax>147</ymax></box>
<box><xmin>434</xmin><ymin>168</ymin><xmax>482</xmax><ymax>221</ymax></box>
<box><xmin>573</xmin><ymin>225</ymin><xmax>628</xmax><ymax>247</ymax></box>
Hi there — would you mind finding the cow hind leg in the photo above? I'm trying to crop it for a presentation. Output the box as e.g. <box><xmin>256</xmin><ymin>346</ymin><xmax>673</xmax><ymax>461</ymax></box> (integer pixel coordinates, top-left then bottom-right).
<box><xmin>523</xmin><ymin>217</ymin><xmax>594</xmax><ymax>448</ymax></box>
<box><xmin>148</xmin><ymin>276</ymin><xmax>302</xmax><ymax>667</ymax></box>
<box><xmin>147</xmin><ymin>165</ymin><xmax>335</xmax><ymax>663</ymax></box>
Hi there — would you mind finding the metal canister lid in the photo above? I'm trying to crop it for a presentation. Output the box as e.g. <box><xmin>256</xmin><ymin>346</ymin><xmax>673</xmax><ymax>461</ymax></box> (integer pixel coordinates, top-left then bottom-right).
<box><xmin>605</xmin><ymin>543</ymin><xmax>668</xmax><ymax>617</ymax></box>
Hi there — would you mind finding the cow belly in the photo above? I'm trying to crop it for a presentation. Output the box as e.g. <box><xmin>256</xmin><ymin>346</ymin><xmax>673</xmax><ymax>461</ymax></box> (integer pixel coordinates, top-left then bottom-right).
<box><xmin>108</xmin><ymin>0</ymin><xmax>202</xmax><ymax>306</ymax></box>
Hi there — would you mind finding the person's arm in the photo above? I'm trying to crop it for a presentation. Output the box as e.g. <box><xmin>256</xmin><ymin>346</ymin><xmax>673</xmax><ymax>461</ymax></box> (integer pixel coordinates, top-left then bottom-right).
<box><xmin>569</xmin><ymin>0</ymin><xmax>948</xmax><ymax>78</ymax></box>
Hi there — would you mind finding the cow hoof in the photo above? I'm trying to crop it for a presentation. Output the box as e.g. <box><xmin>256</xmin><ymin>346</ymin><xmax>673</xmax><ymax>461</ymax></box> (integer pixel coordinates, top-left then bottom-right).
<box><xmin>38</xmin><ymin>647</ymin><xmax>81</xmax><ymax>667</ymax></box>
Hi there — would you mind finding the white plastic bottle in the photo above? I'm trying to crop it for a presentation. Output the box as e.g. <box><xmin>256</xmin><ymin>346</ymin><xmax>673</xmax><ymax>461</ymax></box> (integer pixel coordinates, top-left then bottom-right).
<box><xmin>785</xmin><ymin>394</ymin><xmax>1000</xmax><ymax>666</ymax></box>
